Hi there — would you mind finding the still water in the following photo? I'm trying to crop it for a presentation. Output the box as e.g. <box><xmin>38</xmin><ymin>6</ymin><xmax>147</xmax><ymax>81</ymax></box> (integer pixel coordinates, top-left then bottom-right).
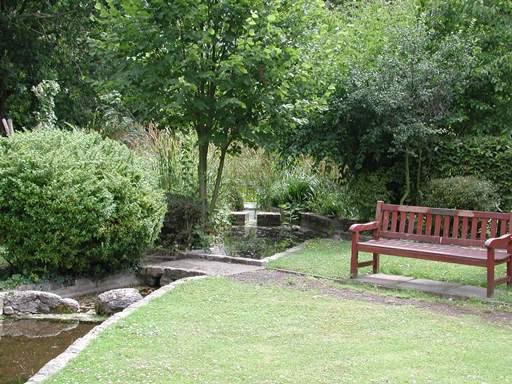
<box><xmin>0</xmin><ymin>318</ymin><xmax>94</xmax><ymax>384</ymax></box>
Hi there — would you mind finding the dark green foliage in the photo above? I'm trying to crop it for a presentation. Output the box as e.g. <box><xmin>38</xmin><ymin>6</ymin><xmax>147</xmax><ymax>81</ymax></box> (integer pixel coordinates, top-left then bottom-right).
<box><xmin>430</xmin><ymin>136</ymin><xmax>512</xmax><ymax>210</ymax></box>
<box><xmin>0</xmin><ymin>1</ymin><xmax>100</xmax><ymax>128</ymax></box>
<box><xmin>347</xmin><ymin>171</ymin><xmax>393</xmax><ymax>220</ymax></box>
<box><xmin>423</xmin><ymin>176</ymin><xmax>499</xmax><ymax>211</ymax></box>
<box><xmin>159</xmin><ymin>194</ymin><xmax>203</xmax><ymax>250</ymax></box>
<box><xmin>0</xmin><ymin>129</ymin><xmax>166</xmax><ymax>276</ymax></box>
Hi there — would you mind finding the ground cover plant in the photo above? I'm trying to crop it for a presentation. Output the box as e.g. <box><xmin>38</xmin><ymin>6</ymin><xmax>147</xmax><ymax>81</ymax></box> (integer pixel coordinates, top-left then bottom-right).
<box><xmin>47</xmin><ymin>277</ymin><xmax>512</xmax><ymax>384</ymax></box>
<box><xmin>268</xmin><ymin>239</ymin><xmax>512</xmax><ymax>301</ymax></box>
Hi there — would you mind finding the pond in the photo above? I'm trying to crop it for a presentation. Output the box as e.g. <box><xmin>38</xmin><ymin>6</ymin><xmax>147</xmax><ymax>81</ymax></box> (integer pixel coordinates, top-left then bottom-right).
<box><xmin>213</xmin><ymin>226</ymin><xmax>319</xmax><ymax>259</ymax></box>
<box><xmin>0</xmin><ymin>318</ymin><xmax>94</xmax><ymax>384</ymax></box>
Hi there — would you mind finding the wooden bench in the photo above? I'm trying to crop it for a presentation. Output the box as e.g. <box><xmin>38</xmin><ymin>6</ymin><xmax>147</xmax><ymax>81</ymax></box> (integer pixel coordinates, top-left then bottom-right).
<box><xmin>349</xmin><ymin>201</ymin><xmax>512</xmax><ymax>297</ymax></box>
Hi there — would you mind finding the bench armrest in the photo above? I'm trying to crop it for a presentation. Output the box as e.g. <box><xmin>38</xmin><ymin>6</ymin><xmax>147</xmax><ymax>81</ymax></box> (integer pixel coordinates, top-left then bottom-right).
<box><xmin>349</xmin><ymin>221</ymin><xmax>379</xmax><ymax>233</ymax></box>
<box><xmin>485</xmin><ymin>234</ymin><xmax>512</xmax><ymax>249</ymax></box>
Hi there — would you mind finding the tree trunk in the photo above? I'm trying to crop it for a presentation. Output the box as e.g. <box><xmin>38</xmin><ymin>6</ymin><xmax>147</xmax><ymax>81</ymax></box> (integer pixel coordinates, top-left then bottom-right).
<box><xmin>415</xmin><ymin>149</ymin><xmax>423</xmax><ymax>204</ymax></box>
<box><xmin>209</xmin><ymin>142</ymin><xmax>231</xmax><ymax>214</ymax></box>
<box><xmin>400</xmin><ymin>150</ymin><xmax>410</xmax><ymax>205</ymax></box>
<box><xmin>197</xmin><ymin>134</ymin><xmax>209</xmax><ymax>228</ymax></box>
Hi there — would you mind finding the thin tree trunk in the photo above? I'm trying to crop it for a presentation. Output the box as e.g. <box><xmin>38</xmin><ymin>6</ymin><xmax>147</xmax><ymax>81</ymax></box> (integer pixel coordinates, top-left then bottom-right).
<box><xmin>197</xmin><ymin>134</ymin><xmax>209</xmax><ymax>227</ymax></box>
<box><xmin>400</xmin><ymin>150</ymin><xmax>410</xmax><ymax>205</ymax></box>
<box><xmin>210</xmin><ymin>141</ymin><xmax>231</xmax><ymax>214</ymax></box>
<box><xmin>416</xmin><ymin>148</ymin><xmax>423</xmax><ymax>204</ymax></box>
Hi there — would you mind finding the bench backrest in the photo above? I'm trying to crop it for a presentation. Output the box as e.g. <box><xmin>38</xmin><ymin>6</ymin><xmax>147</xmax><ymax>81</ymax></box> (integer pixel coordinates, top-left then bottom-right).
<box><xmin>375</xmin><ymin>201</ymin><xmax>512</xmax><ymax>247</ymax></box>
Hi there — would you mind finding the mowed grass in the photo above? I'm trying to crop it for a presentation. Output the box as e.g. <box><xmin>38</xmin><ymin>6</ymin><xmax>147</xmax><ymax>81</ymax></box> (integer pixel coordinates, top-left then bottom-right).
<box><xmin>268</xmin><ymin>239</ymin><xmax>512</xmax><ymax>299</ymax></box>
<box><xmin>48</xmin><ymin>277</ymin><xmax>512</xmax><ymax>384</ymax></box>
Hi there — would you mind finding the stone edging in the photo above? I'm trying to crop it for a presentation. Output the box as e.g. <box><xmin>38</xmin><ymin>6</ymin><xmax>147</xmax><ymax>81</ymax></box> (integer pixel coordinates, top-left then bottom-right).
<box><xmin>26</xmin><ymin>275</ymin><xmax>210</xmax><ymax>384</ymax></box>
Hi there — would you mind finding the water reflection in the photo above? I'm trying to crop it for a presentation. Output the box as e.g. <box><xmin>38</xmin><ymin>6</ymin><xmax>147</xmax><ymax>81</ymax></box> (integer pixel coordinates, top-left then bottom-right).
<box><xmin>0</xmin><ymin>319</ymin><xmax>94</xmax><ymax>384</ymax></box>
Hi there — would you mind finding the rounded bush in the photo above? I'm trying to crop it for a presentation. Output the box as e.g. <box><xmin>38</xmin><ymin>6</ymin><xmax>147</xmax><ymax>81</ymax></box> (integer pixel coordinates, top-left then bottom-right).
<box><xmin>423</xmin><ymin>176</ymin><xmax>499</xmax><ymax>211</ymax></box>
<box><xmin>0</xmin><ymin>129</ymin><xmax>166</xmax><ymax>276</ymax></box>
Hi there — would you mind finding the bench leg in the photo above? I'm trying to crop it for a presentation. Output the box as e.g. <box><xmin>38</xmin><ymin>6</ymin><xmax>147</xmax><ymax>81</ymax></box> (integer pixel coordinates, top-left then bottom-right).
<box><xmin>372</xmin><ymin>253</ymin><xmax>380</xmax><ymax>274</ymax></box>
<box><xmin>350</xmin><ymin>247</ymin><xmax>358</xmax><ymax>278</ymax></box>
<box><xmin>508</xmin><ymin>256</ymin><xmax>512</xmax><ymax>287</ymax></box>
<box><xmin>487</xmin><ymin>258</ymin><xmax>495</xmax><ymax>298</ymax></box>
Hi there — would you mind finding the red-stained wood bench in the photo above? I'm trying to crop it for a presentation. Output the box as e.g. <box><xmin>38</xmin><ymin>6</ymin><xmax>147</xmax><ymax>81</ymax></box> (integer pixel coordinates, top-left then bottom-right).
<box><xmin>349</xmin><ymin>201</ymin><xmax>512</xmax><ymax>297</ymax></box>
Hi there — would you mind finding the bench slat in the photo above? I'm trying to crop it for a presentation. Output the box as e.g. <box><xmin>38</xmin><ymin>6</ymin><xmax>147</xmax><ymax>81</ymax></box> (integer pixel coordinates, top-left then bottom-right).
<box><xmin>452</xmin><ymin>215</ymin><xmax>459</xmax><ymax>238</ymax></box>
<box><xmin>425</xmin><ymin>214</ymin><xmax>432</xmax><ymax>236</ymax></box>
<box><xmin>434</xmin><ymin>215</ymin><xmax>442</xmax><ymax>237</ymax></box>
<box><xmin>382</xmin><ymin>211</ymin><xmax>390</xmax><ymax>232</ymax></box>
<box><xmin>491</xmin><ymin>219</ymin><xmax>498</xmax><ymax>238</ymax></box>
<box><xmin>461</xmin><ymin>217</ymin><xmax>469</xmax><ymax>239</ymax></box>
<box><xmin>480</xmin><ymin>219</ymin><xmax>487</xmax><ymax>241</ymax></box>
<box><xmin>407</xmin><ymin>212</ymin><xmax>415</xmax><ymax>233</ymax></box>
<box><xmin>399</xmin><ymin>211</ymin><xmax>406</xmax><ymax>233</ymax></box>
<box><xmin>416</xmin><ymin>213</ymin><xmax>424</xmax><ymax>235</ymax></box>
<box><xmin>443</xmin><ymin>216</ymin><xmax>450</xmax><ymax>238</ymax></box>
<box><xmin>471</xmin><ymin>217</ymin><xmax>478</xmax><ymax>240</ymax></box>
<box><xmin>391</xmin><ymin>211</ymin><xmax>398</xmax><ymax>232</ymax></box>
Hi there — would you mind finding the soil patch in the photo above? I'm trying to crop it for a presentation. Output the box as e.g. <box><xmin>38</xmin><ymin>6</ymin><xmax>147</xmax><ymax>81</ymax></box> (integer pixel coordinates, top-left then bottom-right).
<box><xmin>231</xmin><ymin>269</ymin><xmax>512</xmax><ymax>326</ymax></box>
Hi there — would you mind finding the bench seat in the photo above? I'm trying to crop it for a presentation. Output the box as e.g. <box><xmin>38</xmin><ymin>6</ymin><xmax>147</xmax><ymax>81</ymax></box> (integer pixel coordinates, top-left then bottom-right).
<box><xmin>358</xmin><ymin>239</ymin><xmax>510</xmax><ymax>266</ymax></box>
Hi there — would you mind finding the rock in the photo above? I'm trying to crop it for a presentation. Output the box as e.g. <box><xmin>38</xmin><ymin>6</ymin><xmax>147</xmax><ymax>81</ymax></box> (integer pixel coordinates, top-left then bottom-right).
<box><xmin>230</xmin><ymin>211</ymin><xmax>250</xmax><ymax>226</ymax></box>
<box><xmin>160</xmin><ymin>268</ymin><xmax>206</xmax><ymax>286</ymax></box>
<box><xmin>95</xmin><ymin>288</ymin><xmax>142</xmax><ymax>315</ymax></box>
<box><xmin>3</xmin><ymin>306</ymin><xmax>13</xmax><ymax>315</ymax></box>
<box><xmin>0</xmin><ymin>292</ymin><xmax>5</xmax><ymax>315</ymax></box>
<box><xmin>257</xmin><ymin>212</ymin><xmax>281</xmax><ymax>227</ymax></box>
<box><xmin>61</xmin><ymin>298</ymin><xmax>80</xmax><ymax>313</ymax></box>
<box><xmin>2</xmin><ymin>291</ymin><xmax>80</xmax><ymax>316</ymax></box>
<box><xmin>138</xmin><ymin>266</ymin><xmax>164</xmax><ymax>287</ymax></box>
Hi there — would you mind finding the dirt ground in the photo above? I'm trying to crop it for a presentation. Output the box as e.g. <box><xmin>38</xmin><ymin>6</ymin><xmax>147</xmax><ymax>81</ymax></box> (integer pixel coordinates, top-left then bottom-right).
<box><xmin>231</xmin><ymin>269</ymin><xmax>512</xmax><ymax>326</ymax></box>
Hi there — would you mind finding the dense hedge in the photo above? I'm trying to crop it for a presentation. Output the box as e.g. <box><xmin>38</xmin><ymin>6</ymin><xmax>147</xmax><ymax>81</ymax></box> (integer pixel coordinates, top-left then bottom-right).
<box><xmin>423</xmin><ymin>176</ymin><xmax>499</xmax><ymax>212</ymax></box>
<box><xmin>0</xmin><ymin>129</ymin><xmax>166</xmax><ymax>276</ymax></box>
<box><xmin>431</xmin><ymin>136</ymin><xmax>512</xmax><ymax>210</ymax></box>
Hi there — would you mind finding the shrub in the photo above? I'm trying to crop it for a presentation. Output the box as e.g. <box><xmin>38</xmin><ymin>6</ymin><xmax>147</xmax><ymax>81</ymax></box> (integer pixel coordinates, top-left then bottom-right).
<box><xmin>347</xmin><ymin>171</ymin><xmax>393</xmax><ymax>220</ymax></box>
<box><xmin>422</xmin><ymin>176</ymin><xmax>499</xmax><ymax>211</ymax></box>
<box><xmin>309</xmin><ymin>184</ymin><xmax>354</xmax><ymax>218</ymax></box>
<box><xmin>0</xmin><ymin>129</ymin><xmax>166</xmax><ymax>276</ymax></box>
<box><xmin>159</xmin><ymin>194</ymin><xmax>203</xmax><ymax>249</ymax></box>
<box><xmin>430</xmin><ymin>136</ymin><xmax>512</xmax><ymax>210</ymax></box>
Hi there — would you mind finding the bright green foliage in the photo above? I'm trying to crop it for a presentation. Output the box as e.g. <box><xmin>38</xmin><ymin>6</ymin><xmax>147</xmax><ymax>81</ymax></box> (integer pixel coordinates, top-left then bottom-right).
<box><xmin>48</xmin><ymin>278</ymin><xmax>512</xmax><ymax>383</ymax></box>
<box><xmin>425</xmin><ymin>0</ymin><xmax>512</xmax><ymax>135</ymax></box>
<box><xmin>0</xmin><ymin>129</ymin><xmax>166</xmax><ymax>276</ymax></box>
<box><xmin>430</xmin><ymin>136</ymin><xmax>512</xmax><ymax>210</ymax></box>
<box><xmin>253</xmin><ymin>156</ymin><xmax>350</xmax><ymax>220</ymax></box>
<box><xmin>423</xmin><ymin>176</ymin><xmax>499</xmax><ymax>211</ymax></box>
<box><xmin>98</xmin><ymin>0</ymin><xmax>330</xmax><ymax>223</ymax></box>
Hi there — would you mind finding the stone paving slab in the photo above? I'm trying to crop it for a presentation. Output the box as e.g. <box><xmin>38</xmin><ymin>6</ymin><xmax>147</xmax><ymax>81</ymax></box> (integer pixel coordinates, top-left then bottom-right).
<box><xmin>145</xmin><ymin>258</ymin><xmax>263</xmax><ymax>276</ymax></box>
<box><xmin>356</xmin><ymin>273</ymin><xmax>487</xmax><ymax>299</ymax></box>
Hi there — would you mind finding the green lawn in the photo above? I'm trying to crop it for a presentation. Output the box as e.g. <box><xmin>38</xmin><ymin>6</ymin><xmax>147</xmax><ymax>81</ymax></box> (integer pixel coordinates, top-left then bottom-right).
<box><xmin>268</xmin><ymin>239</ymin><xmax>512</xmax><ymax>297</ymax></box>
<box><xmin>48</xmin><ymin>277</ymin><xmax>512</xmax><ymax>383</ymax></box>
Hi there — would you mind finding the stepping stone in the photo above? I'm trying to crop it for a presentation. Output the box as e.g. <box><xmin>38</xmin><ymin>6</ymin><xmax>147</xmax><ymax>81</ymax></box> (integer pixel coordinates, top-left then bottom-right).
<box><xmin>355</xmin><ymin>273</ymin><xmax>488</xmax><ymax>299</ymax></box>
<box><xmin>257</xmin><ymin>212</ymin><xmax>281</xmax><ymax>227</ymax></box>
<box><xmin>230</xmin><ymin>211</ymin><xmax>250</xmax><ymax>226</ymax></box>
